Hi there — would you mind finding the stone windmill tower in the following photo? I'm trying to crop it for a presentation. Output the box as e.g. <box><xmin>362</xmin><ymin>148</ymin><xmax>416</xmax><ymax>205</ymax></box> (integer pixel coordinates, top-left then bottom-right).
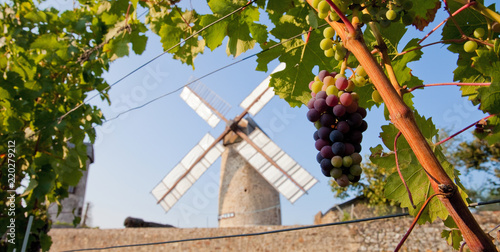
<box><xmin>151</xmin><ymin>64</ymin><xmax>317</xmax><ymax>227</ymax></box>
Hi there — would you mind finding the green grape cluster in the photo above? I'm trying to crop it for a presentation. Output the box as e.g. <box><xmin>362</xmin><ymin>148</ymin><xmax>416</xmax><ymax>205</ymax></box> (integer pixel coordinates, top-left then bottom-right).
<box><xmin>463</xmin><ymin>27</ymin><xmax>489</xmax><ymax>54</ymax></box>
<box><xmin>320</xmin><ymin>27</ymin><xmax>348</xmax><ymax>60</ymax></box>
<box><xmin>313</xmin><ymin>0</ymin><xmax>417</xmax><ymax>29</ymax></box>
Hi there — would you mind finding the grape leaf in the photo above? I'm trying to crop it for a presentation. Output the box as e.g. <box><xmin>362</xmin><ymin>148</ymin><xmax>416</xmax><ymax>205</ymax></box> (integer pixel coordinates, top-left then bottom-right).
<box><xmin>409</xmin><ymin>0</ymin><xmax>441</xmax><ymax>31</ymax></box>
<box><xmin>200</xmin><ymin>15</ymin><xmax>229</xmax><ymax>50</ymax></box>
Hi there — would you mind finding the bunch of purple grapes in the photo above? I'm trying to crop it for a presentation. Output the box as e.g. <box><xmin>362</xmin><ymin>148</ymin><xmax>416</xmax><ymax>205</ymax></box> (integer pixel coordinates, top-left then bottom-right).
<box><xmin>306</xmin><ymin>70</ymin><xmax>367</xmax><ymax>187</ymax></box>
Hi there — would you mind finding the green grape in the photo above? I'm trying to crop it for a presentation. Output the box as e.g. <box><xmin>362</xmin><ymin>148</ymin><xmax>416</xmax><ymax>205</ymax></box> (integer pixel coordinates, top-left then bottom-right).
<box><xmin>353</xmin><ymin>76</ymin><xmax>366</xmax><ymax>87</ymax></box>
<box><xmin>318</xmin><ymin>0</ymin><xmax>330</xmax><ymax>14</ymax></box>
<box><xmin>312</xmin><ymin>80</ymin><xmax>323</xmax><ymax>93</ymax></box>
<box><xmin>361</xmin><ymin>13</ymin><xmax>372</xmax><ymax>23</ymax></box>
<box><xmin>372</xmin><ymin>90</ymin><xmax>383</xmax><ymax>103</ymax></box>
<box><xmin>318</xmin><ymin>11</ymin><xmax>328</xmax><ymax>19</ymax></box>
<box><xmin>356</xmin><ymin>65</ymin><xmax>367</xmax><ymax>77</ymax></box>
<box><xmin>326</xmin><ymin>85</ymin><xmax>339</xmax><ymax>96</ymax></box>
<box><xmin>315</xmin><ymin>120</ymin><xmax>322</xmax><ymax>129</ymax></box>
<box><xmin>320</xmin><ymin>38</ymin><xmax>333</xmax><ymax>50</ymax></box>
<box><xmin>323</xmin><ymin>27</ymin><xmax>335</xmax><ymax>39</ymax></box>
<box><xmin>386</xmin><ymin>9</ymin><xmax>397</xmax><ymax>21</ymax></box>
<box><xmin>474</xmin><ymin>27</ymin><xmax>485</xmax><ymax>39</ymax></box>
<box><xmin>334</xmin><ymin>51</ymin><xmax>344</xmax><ymax>61</ymax></box>
<box><xmin>331</xmin><ymin>156</ymin><xmax>343</xmax><ymax>168</ymax></box>
<box><xmin>349</xmin><ymin>165</ymin><xmax>362</xmax><ymax>176</ymax></box>
<box><xmin>330</xmin><ymin>168</ymin><xmax>343</xmax><ymax>179</ymax></box>
<box><xmin>312</xmin><ymin>0</ymin><xmax>322</xmax><ymax>9</ymax></box>
<box><xmin>402</xmin><ymin>0</ymin><xmax>413</xmax><ymax>11</ymax></box>
<box><xmin>324</xmin><ymin>48</ymin><xmax>335</xmax><ymax>57</ymax></box>
<box><xmin>464</xmin><ymin>40</ymin><xmax>478</xmax><ymax>53</ymax></box>
<box><xmin>343</xmin><ymin>156</ymin><xmax>353</xmax><ymax>167</ymax></box>
<box><xmin>329</xmin><ymin>12</ymin><xmax>340</xmax><ymax>21</ymax></box>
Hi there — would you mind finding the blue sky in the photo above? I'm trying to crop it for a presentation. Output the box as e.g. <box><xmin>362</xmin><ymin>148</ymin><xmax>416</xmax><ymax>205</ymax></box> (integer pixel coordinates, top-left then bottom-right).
<box><xmin>33</xmin><ymin>0</ymin><xmax>490</xmax><ymax>228</ymax></box>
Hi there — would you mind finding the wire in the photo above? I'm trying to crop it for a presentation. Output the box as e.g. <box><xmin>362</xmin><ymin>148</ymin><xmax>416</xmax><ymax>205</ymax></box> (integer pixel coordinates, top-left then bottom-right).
<box><xmin>60</xmin><ymin>198</ymin><xmax>500</xmax><ymax>252</ymax></box>
<box><xmin>55</xmin><ymin>0</ymin><xmax>257</xmax><ymax>124</ymax></box>
<box><xmin>62</xmin><ymin>213</ymin><xmax>409</xmax><ymax>252</ymax></box>
<box><xmin>103</xmin><ymin>23</ymin><xmax>329</xmax><ymax>123</ymax></box>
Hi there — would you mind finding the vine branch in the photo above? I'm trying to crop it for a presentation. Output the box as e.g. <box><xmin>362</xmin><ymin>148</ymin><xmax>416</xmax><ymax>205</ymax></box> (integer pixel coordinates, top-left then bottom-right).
<box><xmin>395</xmin><ymin>193</ymin><xmax>446</xmax><ymax>252</ymax></box>
<box><xmin>408</xmin><ymin>82</ymin><xmax>491</xmax><ymax>92</ymax></box>
<box><xmin>394</xmin><ymin>131</ymin><xmax>416</xmax><ymax>208</ymax></box>
<box><xmin>418</xmin><ymin>1</ymin><xmax>477</xmax><ymax>44</ymax></box>
<box><xmin>324</xmin><ymin>0</ymin><xmax>355</xmax><ymax>35</ymax></box>
<box><xmin>436</xmin><ymin>114</ymin><xmax>497</xmax><ymax>146</ymax></box>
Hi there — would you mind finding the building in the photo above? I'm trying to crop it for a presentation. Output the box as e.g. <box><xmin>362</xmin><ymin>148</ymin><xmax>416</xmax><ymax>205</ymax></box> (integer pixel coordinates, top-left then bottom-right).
<box><xmin>48</xmin><ymin>143</ymin><xmax>94</xmax><ymax>228</ymax></box>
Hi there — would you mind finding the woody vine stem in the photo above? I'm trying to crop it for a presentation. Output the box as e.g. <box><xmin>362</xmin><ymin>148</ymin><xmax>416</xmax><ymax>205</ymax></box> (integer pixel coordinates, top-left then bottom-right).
<box><xmin>306</xmin><ymin>0</ymin><xmax>497</xmax><ymax>251</ymax></box>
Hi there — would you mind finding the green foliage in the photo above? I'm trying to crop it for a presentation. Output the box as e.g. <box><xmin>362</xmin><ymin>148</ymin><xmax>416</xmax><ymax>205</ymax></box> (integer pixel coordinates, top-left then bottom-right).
<box><xmin>0</xmin><ymin>0</ymin><xmax>148</xmax><ymax>250</ymax></box>
<box><xmin>3</xmin><ymin>0</ymin><xmax>500</xmax><ymax>250</ymax></box>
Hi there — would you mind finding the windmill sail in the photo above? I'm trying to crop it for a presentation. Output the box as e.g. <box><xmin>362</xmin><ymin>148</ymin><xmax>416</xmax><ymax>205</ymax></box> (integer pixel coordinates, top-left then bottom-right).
<box><xmin>234</xmin><ymin>128</ymin><xmax>317</xmax><ymax>203</ymax></box>
<box><xmin>152</xmin><ymin>133</ymin><xmax>224</xmax><ymax>212</ymax></box>
<box><xmin>239</xmin><ymin>63</ymin><xmax>286</xmax><ymax>116</ymax></box>
<box><xmin>180</xmin><ymin>82</ymin><xmax>231</xmax><ymax>128</ymax></box>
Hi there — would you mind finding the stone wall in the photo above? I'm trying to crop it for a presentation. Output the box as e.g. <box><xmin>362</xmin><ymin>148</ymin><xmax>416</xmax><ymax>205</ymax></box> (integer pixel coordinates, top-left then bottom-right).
<box><xmin>49</xmin><ymin>211</ymin><xmax>499</xmax><ymax>251</ymax></box>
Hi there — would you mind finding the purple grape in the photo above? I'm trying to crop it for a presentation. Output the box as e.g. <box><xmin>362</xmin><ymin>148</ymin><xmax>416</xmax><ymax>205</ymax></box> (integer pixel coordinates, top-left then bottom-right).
<box><xmin>318</xmin><ymin>70</ymin><xmax>329</xmax><ymax>82</ymax></box>
<box><xmin>335</xmin><ymin>77</ymin><xmax>348</xmax><ymax>90</ymax></box>
<box><xmin>320</xmin><ymin>113</ymin><xmax>336</xmax><ymax>128</ymax></box>
<box><xmin>357</xmin><ymin>120</ymin><xmax>368</xmax><ymax>132</ymax></box>
<box><xmin>346</xmin><ymin>101</ymin><xmax>358</xmax><ymax>113</ymax></box>
<box><xmin>307</xmin><ymin>98</ymin><xmax>316</xmax><ymax>109</ymax></box>
<box><xmin>329</xmin><ymin>130</ymin><xmax>344</xmax><ymax>143</ymax></box>
<box><xmin>321</xmin><ymin>167</ymin><xmax>332</xmax><ymax>177</ymax></box>
<box><xmin>353</xmin><ymin>143</ymin><xmax>362</xmax><ymax>153</ymax></box>
<box><xmin>344</xmin><ymin>143</ymin><xmax>355</xmax><ymax>156</ymax></box>
<box><xmin>333</xmin><ymin>105</ymin><xmax>346</xmax><ymax>117</ymax></box>
<box><xmin>326</xmin><ymin>95</ymin><xmax>339</xmax><ymax>107</ymax></box>
<box><xmin>347</xmin><ymin>113</ymin><xmax>363</xmax><ymax>127</ymax></box>
<box><xmin>315</xmin><ymin>138</ymin><xmax>329</xmax><ymax>151</ymax></box>
<box><xmin>307</xmin><ymin>109</ymin><xmax>321</xmax><ymax>122</ymax></box>
<box><xmin>321</xmin><ymin>145</ymin><xmax>334</xmax><ymax>159</ymax></box>
<box><xmin>350</xmin><ymin>130</ymin><xmax>363</xmax><ymax>144</ymax></box>
<box><xmin>331</xmin><ymin>142</ymin><xmax>345</xmax><ymax>156</ymax></box>
<box><xmin>357</xmin><ymin>107</ymin><xmax>367</xmax><ymax>119</ymax></box>
<box><xmin>330</xmin><ymin>71</ymin><xmax>338</xmax><ymax>77</ymax></box>
<box><xmin>316</xmin><ymin>91</ymin><xmax>327</xmax><ymax>100</ymax></box>
<box><xmin>314</xmin><ymin>98</ymin><xmax>328</xmax><ymax>113</ymax></box>
<box><xmin>316</xmin><ymin>152</ymin><xmax>324</xmax><ymax>163</ymax></box>
<box><xmin>337</xmin><ymin>121</ymin><xmax>350</xmax><ymax>134</ymax></box>
<box><xmin>313</xmin><ymin>130</ymin><xmax>319</xmax><ymax>141</ymax></box>
<box><xmin>320</xmin><ymin>158</ymin><xmax>334</xmax><ymax>176</ymax></box>
<box><xmin>318</xmin><ymin>127</ymin><xmax>332</xmax><ymax>140</ymax></box>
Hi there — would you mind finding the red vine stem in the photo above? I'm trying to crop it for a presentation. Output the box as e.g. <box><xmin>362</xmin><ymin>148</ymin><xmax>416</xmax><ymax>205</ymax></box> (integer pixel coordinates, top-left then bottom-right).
<box><xmin>394</xmin><ymin>131</ymin><xmax>416</xmax><ymax>209</ymax></box>
<box><xmin>396</xmin><ymin>39</ymin><xmax>465</xmax><ymax>57</ymax></box>
<box><xmin>324</xmin><ymin>0</ymin><xmax>355</xmax><ymax>35</ymax></box>
<box><xmin>395</xmin><ymin>193</ymin><xmax>446</xmax><ymax>252</ymax></box>
<box><xmin>436</xmin><ymin>114</ymin><xmax>497</xmax><ymax>146</ymax></box>
<box><xmin>408</xmin><ymin>82</ymin><xmax>491</xmax><ymax>92</ymax></box>
<box><xmin>418</xmin><ymin>1</ymin><xmax>477</xmax><ymax>44</ymax></box>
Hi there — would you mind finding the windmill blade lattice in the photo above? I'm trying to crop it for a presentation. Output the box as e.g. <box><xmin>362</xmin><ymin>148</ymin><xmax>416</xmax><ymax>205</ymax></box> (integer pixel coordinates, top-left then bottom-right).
<box><xmin>234</xmin><ymin>128</ymin><xmax>318</xmax><ymax>203</ymax></box>
<box><xmin>152</xmin><ymin>133</ymin><xmax>224</xmax><ymax>212</ymax></box>
<box><xmin>239</xmin><ymin>63</ymin><xmax>285</xmax><ymax>117</ymax></box>
<box><xmin>180</xmin><ymin>81</ymin><xmax>231</xmax><ymax>128</ymax></box>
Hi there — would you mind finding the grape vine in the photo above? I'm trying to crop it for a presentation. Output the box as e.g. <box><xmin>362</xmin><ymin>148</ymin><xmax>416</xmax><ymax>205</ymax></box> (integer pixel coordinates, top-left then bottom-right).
<box><xmin>2</xmin><ymin>0</ymin><xmax>500</xmax><ymax>251</ymax></box>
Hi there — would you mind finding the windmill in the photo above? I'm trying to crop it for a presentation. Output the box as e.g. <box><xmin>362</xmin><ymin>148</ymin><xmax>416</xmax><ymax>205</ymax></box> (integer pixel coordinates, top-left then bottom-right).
<box><xmin>151</xmin><ymin>63</ymin><xmax>318</xmax><ymax>227</ymax></box>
